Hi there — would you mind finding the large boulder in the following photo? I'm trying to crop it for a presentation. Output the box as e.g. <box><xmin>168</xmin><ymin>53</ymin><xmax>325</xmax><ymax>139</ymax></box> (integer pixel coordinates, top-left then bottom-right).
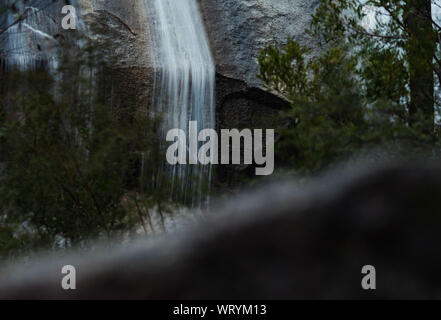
<box><xmin>1</xmin><ymin>159</ymin><xmax>441</xmax><ymax>299</ymax></box>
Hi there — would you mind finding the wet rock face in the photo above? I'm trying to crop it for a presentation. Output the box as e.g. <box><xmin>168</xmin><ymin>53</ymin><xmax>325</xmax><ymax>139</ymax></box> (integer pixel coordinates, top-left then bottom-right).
<box><xmin>0</xmin><ymin>0</ymin><xmax>65</xmax><ymax>69</ymax></box>
<box><xmin>2</xmin><ymin>0</ymin><xmax>310</xmax><ymax>119</ymax></box>
<box><xmin>2</xmin><ymin>159</ymin><xmax>441</xmax><ymax>299</ymax></box>
<box><xmin>82</xmin><ymin>0</ymin><xmax>308</xmax><ymax>127</ymax></box>
<box><xmin>199</xmin><ymin>0</ymin><xmax>320</xmax><ymax>88</ymax></box>
<box><xmin>0</xmin><ymin>0</ymin><xmax>154</xmax><ymax>110</ymax></box>
<box><xmin>81</xmin><ymin>0</ymin><xmax>152</xmax><ymax>69</ymax></box>
<box><xmin>80</xmin><ymin>0</ymin><xmax>154</xmax><ymax>112</ymax></box>
<box><xmin>198</xmin><ymin>1</ymin><xmax>319</xmax><ymax>172</ymax></box>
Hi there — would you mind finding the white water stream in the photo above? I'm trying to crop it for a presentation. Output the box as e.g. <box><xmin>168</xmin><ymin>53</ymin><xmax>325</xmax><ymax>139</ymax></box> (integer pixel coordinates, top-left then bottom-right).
<box><xmin>147</xmin><ymin>0</ymin><xmax>216</xmax><ymax>207</ymax></box>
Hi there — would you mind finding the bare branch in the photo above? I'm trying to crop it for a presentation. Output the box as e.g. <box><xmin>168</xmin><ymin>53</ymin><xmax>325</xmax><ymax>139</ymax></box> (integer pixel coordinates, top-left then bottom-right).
<box><xmin>0</xmin><ymin>2</ymin><xmax>54</xmax><ymax>36</ymax></box>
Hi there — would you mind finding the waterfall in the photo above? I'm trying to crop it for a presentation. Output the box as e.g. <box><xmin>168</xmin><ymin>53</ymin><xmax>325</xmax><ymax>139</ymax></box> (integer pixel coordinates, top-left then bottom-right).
<box><xmin>147</xmin><ymin>0</ymin><xmax>216</xmax><ymax>207</ymax></box>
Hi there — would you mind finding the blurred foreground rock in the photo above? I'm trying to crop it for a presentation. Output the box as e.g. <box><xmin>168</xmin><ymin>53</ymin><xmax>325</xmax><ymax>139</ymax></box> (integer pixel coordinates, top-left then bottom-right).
<box><xmin>1</xmin><ymin>159</ymin><xmax>441</xmax><ymax>299</ymax></box>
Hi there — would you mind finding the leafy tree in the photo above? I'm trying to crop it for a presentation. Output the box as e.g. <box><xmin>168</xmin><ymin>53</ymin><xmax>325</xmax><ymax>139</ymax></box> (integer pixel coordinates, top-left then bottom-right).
<box><xmin>259</xmin><ymin>0</ymin><xmax>441</xmax><ymax>173</ymax></box>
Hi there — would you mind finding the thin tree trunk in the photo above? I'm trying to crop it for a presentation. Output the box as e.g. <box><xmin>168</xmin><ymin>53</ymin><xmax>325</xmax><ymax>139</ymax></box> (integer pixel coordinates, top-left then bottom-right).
<box><xmin>405</xmin><ymin>0</ymin><xmax>435</xmax><ymax>134</ymax></box>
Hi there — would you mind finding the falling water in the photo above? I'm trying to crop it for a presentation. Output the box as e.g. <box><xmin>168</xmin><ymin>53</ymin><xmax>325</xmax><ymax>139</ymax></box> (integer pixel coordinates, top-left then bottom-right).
<box><xmin>147</xmin><ymin>0</ymin><xmax>216</xmax><ymax>207</ymax></box>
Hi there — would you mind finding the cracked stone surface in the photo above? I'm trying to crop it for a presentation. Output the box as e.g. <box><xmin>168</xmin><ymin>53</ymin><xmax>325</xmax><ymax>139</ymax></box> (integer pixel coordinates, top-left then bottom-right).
<box><xmin>86</xmin><ymin>0</ymin><xmax>320</xmax><ymax>88</ymax></box>
<box><xmin>199</xmin><ymin>0</ymin><xmax>320</xmax><ymax>88</ymax></box>
<box><xmin>1</xmin><ymin>0</ymin><xmax>319</xmax><ymax>130</ymax></box>
<box><xmin>80</xmin><ymin>0</ymin><xmax>152</xmax><ymax>69</ymax></box>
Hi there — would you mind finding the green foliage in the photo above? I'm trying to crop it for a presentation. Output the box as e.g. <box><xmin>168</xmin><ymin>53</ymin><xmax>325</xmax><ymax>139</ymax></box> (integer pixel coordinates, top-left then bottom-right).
<box><xmin>0</xmin><ymin>71</ymin><xmax>158</xmax><ymax>250</ymax></box>
<box><xmin>0</xmin><ymin>24</ymin><xmax>173</xmax><ymax>256</ymax></box>
<box><xmin>259</xmin><ymin>0</ymin><xmax>440</xmax><ymax>173</ymax></box>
